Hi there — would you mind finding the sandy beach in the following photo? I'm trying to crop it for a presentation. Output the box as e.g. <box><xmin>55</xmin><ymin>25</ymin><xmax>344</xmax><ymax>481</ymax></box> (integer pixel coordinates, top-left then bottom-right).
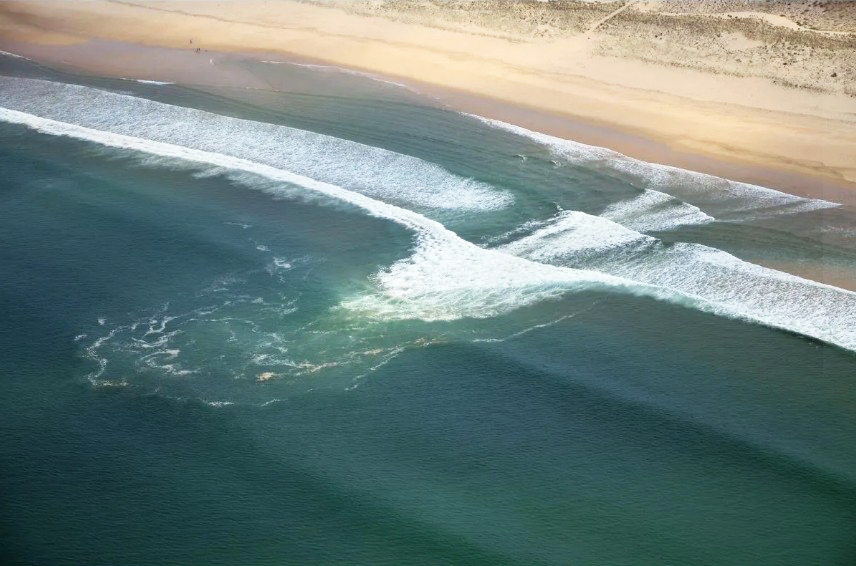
<box><xmin>4</xmin><ymin>5</ymin><xmax>856</xmax><ymax>564</ymax></box>
<box><xmin>1</xmin><ymin>0</ymin><xmax>855</xmax><ymax>202</ymax></box>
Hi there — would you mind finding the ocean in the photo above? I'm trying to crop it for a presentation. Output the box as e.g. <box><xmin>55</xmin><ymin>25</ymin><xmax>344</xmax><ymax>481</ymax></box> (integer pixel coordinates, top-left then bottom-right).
<box><xmin>1</xmin><ymin>52</ymin><xmax>855</xmax><ymax>565</ymax></box>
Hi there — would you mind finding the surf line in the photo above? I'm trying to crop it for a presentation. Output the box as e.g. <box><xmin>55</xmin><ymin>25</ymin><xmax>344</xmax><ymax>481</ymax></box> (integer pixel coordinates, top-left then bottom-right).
<box><xmin>0</xmin><ymin>106</ymin><xmax>644</xmax><ymax>279</ymax></box>
<box><xmin>1</xmin><ymin>105</ymin><xmax>854</xmax><ymax>351</ymax></box>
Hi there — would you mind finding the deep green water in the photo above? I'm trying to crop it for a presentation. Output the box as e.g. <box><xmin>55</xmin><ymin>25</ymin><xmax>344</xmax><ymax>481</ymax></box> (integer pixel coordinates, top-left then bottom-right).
<box><xmin>1</xmin><ymin>53</ymin><xmax>855</xmax><ymax>565</ymax></box>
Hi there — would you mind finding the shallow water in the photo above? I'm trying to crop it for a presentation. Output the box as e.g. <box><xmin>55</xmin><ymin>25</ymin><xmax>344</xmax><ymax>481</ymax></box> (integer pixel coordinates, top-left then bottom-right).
<box><xmin>1</xmin><ymin>54</ymin><xmax>855</xmax><ymax>565</ymax></box>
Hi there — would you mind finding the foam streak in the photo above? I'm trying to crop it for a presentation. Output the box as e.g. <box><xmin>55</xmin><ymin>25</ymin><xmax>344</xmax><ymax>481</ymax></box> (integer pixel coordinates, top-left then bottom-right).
<box><xmin>1</xmin><ymin>78</ymin><xmax>854</xmax><ymax>350</ymax></box>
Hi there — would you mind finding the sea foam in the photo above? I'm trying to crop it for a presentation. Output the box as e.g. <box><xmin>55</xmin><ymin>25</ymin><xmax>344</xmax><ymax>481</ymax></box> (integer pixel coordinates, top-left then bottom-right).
<box><xmin>1</xmin><ymin>77</ymin><xmax>855</xmax><ymax>350</ymax></box>
<box><xmin>122</xmin><ymin>78</ymin><xmax>174</xmax><ymax>86</ymax></box>
<box><xmin>0</xmin><ymin>105</ymin><xmax>645</xmax><ymax>316</ymax></box>
<box><xmin>601</xmin><ymin>190</ymin><xmax>714</xmax><ymax>232</ymax></box>
<box><xmin>0</xmin><ymin>77</ymin><xmax>509</xmax><ymax>212</ymax></box>
<box><xmin>0</xmin><ymin>50</ymin><xmax>30</xmax><ymax>60</ymax></box>
<box><xmin>495</xmin><ymin>211</ymin><xmax>856</xmax><ymax>349</ymax></box>
<box><xmin>467</xmin><ymin>114</ymin><xmax>839</xmax><ymax>223</ymax></box>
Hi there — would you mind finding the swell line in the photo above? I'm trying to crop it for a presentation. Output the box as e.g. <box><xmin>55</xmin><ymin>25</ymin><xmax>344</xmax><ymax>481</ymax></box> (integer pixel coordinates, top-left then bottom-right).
<box><xmin>1</xmin><ymin>78</ymin><xmax>855</xmax><ymax>350</ymax></box>
<box><xmin>466</xmin><ymin>113</ymin><xmax>840</xmax><ymax>220</ymax></box>
<box><xmin>0</xmin><ymin>105</ymin><xmax>661</xmax><ymax>306</ymax></box>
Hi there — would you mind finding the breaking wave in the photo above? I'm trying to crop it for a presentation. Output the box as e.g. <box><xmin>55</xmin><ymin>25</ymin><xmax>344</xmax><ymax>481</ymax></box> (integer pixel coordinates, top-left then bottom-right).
<box><xmin>1</xmin><ymin>76</ymin><xmax>854</xmax><ymax>353</ymax></box>
<box><xmin>467</xmin><ymin>114</ymin><xmax>839</xmax><ymax>223</ymax></box>
<box><xmin>0</xmin><ymin>77</ymin><xmax>510</xmax><ymax>212</ymax></box>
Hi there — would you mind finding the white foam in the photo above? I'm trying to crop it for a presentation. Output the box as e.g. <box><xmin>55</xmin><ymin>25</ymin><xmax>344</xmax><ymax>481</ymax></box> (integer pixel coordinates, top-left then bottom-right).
<box><xmin>482</xmin><ymin>216</ymin><xmax>555</xmax><ymax>246</ymax></box>
<box><xmin>601</xmin><ymin>190</ymin><xmax>715</xmax><ymax>232</ymax></box>
<box><xmin>467</xmin><ymin>114</ymin><xmax>839</xmax><ymax>220</ymax></box>
<box><xmin>0</xmin><ymin>104</ymin><xmax>645</xmax><ymax>319</ymax></box>
<box><xmin>265</xmin><ymin>256</ymin><xmax>293</xmax><ymax>279</ymax></box>
<box><xmin>498</xmin><ymin>210</ymin><xmax>653</xmax><ymax>263</ymax></box>
<box><xmin>497</xmin><ymin>212</ymin><xmax>856</xmax><ymax>350</ymax></box>
<box><xmin>134</xmin><ymin>79</ymin><xmax>174</xmax><ymax>86</ymax></box>
<box><xmin>472</xmin><ymin>312</ymin><xmax>583</xmax><ymax>343</ymax></box>
<box><xmin>2</xmin><ymin>78</ymin><xmax>855</xmax><ymax>350</ymax></box>
<box><xmin>0</xmin><ymin>50</ymin><xmax>29</xmax><ymax>60</ymax></box>
<box><xmin>118</xmin><ymin>77</ymin><xmax>173</xmax><ymax>85</ymax></box>
<box><xmin>0</xmin><ymin>77</ymin><xmax>509</xmax><ymax>212</ymax></box>
<box><xmin>202</xmin><ymin>400</ymin><xmax>235</xmax><ymax>408</ymax></box>
<box><xmin>339</xmin><ymin>228</ymin><xmax>647</xmax><ymax>322</ymax></box>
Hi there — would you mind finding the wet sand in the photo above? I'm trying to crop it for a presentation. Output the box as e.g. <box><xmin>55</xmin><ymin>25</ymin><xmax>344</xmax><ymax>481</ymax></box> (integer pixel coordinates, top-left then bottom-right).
<box><xmin>1</xmin><ymin>0</ymin><xmax>855</xmax><ymax>204</ymax></box>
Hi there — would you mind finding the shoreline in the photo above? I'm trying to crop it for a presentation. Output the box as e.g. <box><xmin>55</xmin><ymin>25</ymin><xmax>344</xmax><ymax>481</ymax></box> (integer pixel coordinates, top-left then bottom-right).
<box><xmin>0</xmin><ymin>0</ymin><xmax>855</xmax><ymax>206</ymax></box>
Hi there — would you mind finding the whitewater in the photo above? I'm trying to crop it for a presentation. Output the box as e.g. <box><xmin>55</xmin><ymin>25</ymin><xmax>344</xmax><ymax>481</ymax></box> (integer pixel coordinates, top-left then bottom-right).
<box><xmin>1</xmin><ymin>76</ymin><xmax>854</xmax><ymax>351</ymax></box>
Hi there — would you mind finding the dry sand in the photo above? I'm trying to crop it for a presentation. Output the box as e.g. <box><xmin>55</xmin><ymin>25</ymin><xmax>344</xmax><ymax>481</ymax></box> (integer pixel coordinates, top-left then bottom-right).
<box><xmin>1</xmin><ymin>0</ymin><xmax>855</xmax><ymax>201</ymax></box>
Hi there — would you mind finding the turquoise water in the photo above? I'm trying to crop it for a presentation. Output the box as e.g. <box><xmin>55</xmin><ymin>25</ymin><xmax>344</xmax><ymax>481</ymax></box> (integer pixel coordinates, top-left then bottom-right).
<box><xmin>1</xmin><ymin>53</ymin><xmax>855</xmax><ymax>565</ymax></box>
